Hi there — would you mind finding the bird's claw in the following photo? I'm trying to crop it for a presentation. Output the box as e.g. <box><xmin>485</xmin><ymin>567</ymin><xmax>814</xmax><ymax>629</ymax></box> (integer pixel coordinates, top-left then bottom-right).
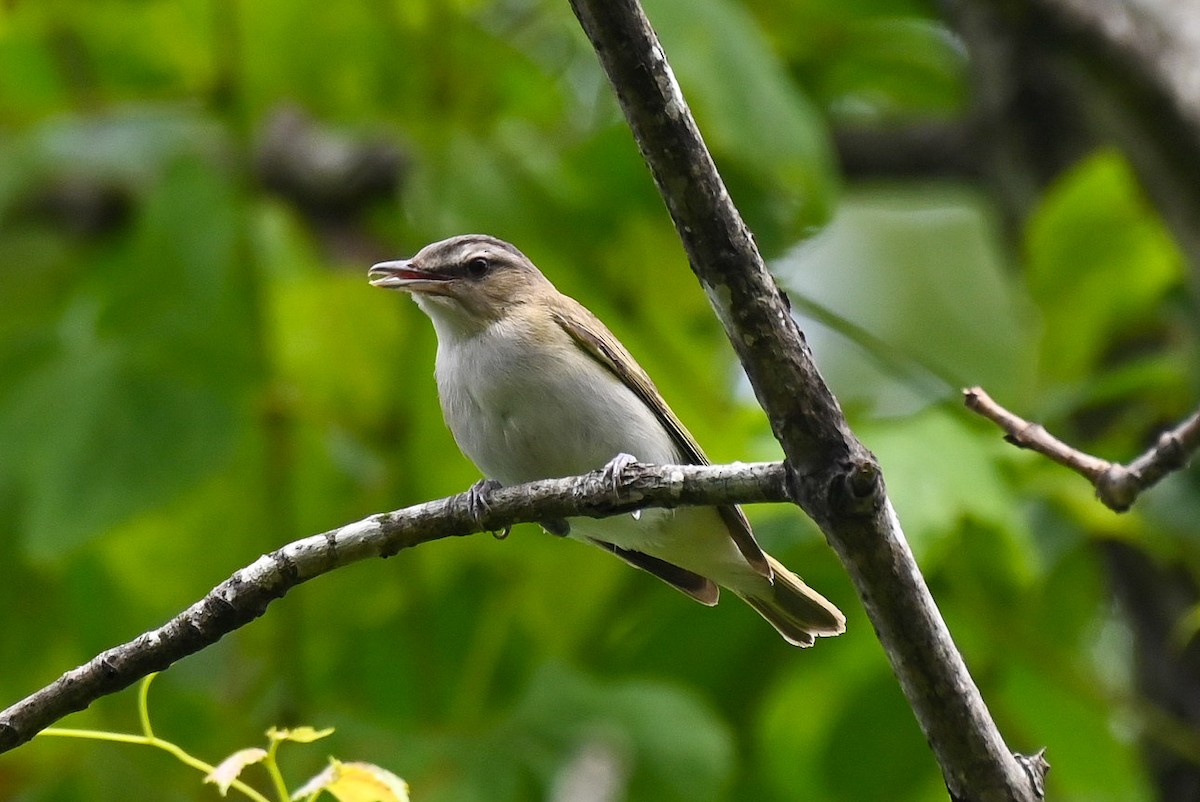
<box><xmin>466</xmin><ymin>478</ymin><xmax>509</xmax><ymax>539</ymax></box>
<box><xmin>600</xmin><ymin>452</ymin><xmax>638</xmax><ymax>495</ymax></box>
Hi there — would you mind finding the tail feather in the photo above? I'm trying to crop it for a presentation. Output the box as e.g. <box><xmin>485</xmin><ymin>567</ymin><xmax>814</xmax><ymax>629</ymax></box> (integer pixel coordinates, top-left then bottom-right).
<box><xmin>737</xmin><ymin>555</ymin><xmax>845</xmax><ymax>647</ymax></box>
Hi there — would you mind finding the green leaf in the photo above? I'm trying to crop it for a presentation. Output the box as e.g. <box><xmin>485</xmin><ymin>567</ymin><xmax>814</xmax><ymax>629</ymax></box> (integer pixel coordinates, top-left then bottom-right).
<box><xmin>820</xmin><ymin>671</ymin><xmax>941</xmax><ymax>801</ymax></box>
<box><xmin>857</xmin><ymin>408</ymin><xmax>1028</xmax><ymax>567</ymax></box>
<box><xmin>0</xmin><ymin>156</ymin><xmax>252</xmax><ymax>559</ymax></box>
<box><xmin>267</xmin><ymin>269</ymin><xmax>406</xmax><ymax>426</ymax></box>
<box><xmin>820</xmin><ymin>18</ymin><xmax>967</xmax><ymax>117</ymax></box>
<box><xmin>779</xmin><ymin>186</ymin><xmax>1038</xmax><ymax>416</ymax></box>
<box><xmin>506</xmin><ymin>663</ymin><xmax>734</xmax><ymax>802</ymax></box>
<box><xmin>0</xmin><ymin>24</ymin><xmax>67</xmax><ymax>122</ymax></box>
<box><xmin>0</xmin><ymin>333</ymin><xmax>240</xmax><ymax>560</ymax></box>
<box><xmin>651</xmin><ymin>0</ymin><xmax>838</xmax><ymax>251</ymax></box>
<box><xmin>1001</xmin><ymin>662</ymin><xmax>1153</xmax><ymax>802</ymax></box>
<box><xmin>0</xmin><ymin>109</ymin><xmax>226</xmax><ymax>214</ymax></box>
<box><xmin>1026</xmin><ymin>150</ymin><xmax>1183</xmax><ymax>387</ymax></box>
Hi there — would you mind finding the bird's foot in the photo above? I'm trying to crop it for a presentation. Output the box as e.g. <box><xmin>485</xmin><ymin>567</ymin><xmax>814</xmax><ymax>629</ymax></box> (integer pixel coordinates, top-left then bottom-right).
<box><xmin>466</xmin><ymin>478</ymin><xmax>510</xmax><ymax>539</ymax></box>
<box><xmin>600</xmin><ymin>452</ymin><xmax>638</xmax><ymax>495</ymax></box>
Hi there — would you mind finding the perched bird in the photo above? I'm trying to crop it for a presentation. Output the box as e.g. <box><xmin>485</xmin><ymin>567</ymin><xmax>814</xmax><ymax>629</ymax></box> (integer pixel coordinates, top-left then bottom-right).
<box><xmin>369</xmin><ymin>234</ymin><xmax>844</xmax><ymax>646</ymax></box>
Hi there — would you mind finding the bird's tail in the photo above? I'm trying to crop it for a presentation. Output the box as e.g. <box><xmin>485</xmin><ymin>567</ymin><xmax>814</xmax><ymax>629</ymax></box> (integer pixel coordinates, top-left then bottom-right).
<box><xmin>736</xmin><ymin>555</ymin><xmax>845</xmax><ymax>647</ymax></box>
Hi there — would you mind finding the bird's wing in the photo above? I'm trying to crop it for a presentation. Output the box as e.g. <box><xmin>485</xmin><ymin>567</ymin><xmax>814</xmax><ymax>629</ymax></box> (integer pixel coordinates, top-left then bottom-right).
<box><xmin>550</xmin><ymin>299</ymin><xmax>771</xmax><ymax>578</ymax></box>
<box><xmin>590</xmin><ymin>538</ymin><xmax>719</xmax><ymax>604</ymax></box>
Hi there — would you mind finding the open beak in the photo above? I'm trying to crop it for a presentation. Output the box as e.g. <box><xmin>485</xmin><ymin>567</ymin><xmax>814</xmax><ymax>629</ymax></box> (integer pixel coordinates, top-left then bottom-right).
<box><xmin>368</xmin><ymin>260</ymin><xmax>451</xmax><ymax>292</ymax></box>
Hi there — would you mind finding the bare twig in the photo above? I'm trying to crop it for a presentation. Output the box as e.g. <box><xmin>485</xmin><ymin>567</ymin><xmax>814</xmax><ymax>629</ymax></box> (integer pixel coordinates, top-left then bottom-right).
<box><xmin>964</xmin><ymin>386</ymin><xmax>1200</xmax><ymax>512</ymax></box>
<box><xmin>963</xmin><ymin>387</ymin><xmax>1115</xmax><ymax>479</ymax></box>
<box><xmin>567</xmin><ymin>1</ymin><xmax>1045</xmax><ymax>799</ymax></box>
<box><xmin>0</xmin><ymin>461</ymin><xmax>788</xmax><ymax>756</ymax></box>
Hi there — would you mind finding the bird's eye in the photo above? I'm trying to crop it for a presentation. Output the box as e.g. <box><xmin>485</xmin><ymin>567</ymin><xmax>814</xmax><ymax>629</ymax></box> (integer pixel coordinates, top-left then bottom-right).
<box><xmin>466</xmin><ymin>257</ymin><xmax>490</xmax><ymax>278</ymax></box>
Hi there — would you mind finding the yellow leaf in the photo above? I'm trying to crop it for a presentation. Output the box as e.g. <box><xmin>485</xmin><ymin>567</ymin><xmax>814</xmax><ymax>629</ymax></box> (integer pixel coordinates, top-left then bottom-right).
<box><xmin>291</xmin><ymin>759</ymin><xmax>410</xmax><ymax>802</ymax></box>
<box><xmin>204</xmin><ymin>747</ymin><xmax>268</xmax><ymax>795</ymax></box>
<box><xmin>267</xmin><ymin>725</ymin><xmax>336</xmax><ymax>744</ymax></box>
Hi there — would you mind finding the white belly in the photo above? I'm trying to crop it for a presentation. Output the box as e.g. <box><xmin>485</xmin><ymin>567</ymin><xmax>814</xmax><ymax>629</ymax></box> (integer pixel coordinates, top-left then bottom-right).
<box><xmin>434</xmin><ymin>317</ymin><xmax>680</xmax><ymax>485</ymax></box>
<box><xmin>431</xmin><ymin>315</ymin><xmax>755</xmax><ymax>587</ymax></box>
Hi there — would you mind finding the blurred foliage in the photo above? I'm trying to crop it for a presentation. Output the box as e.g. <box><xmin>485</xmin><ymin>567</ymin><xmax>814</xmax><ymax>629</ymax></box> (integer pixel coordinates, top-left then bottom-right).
<box><xmin>0</xmin><ymin>1</ymin><xmax>1196</xmax><ymax>801</ymax></box>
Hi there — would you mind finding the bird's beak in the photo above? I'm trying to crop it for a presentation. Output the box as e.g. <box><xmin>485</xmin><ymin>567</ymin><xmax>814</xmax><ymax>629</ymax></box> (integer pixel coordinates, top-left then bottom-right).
<box><xmin>368</xmin><ymin>259</ymin><xmax>452</xmax><ymax>293</ymax></box>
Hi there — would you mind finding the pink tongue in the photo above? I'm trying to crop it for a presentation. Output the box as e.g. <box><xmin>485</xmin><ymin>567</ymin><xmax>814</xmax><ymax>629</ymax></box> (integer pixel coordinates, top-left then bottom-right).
<box><xmin>396</xmin><ymin>269</ymin><xmax>437</xmax><ymax>280</ymax></box>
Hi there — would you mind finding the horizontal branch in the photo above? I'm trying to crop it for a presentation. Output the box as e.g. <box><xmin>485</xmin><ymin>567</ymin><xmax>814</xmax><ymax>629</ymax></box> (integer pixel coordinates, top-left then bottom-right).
<box><xmin>0</xmin><ymin>461</ymin><xmax>788</xmax><ymax>756</ymax></box>
<box><xmin>964</xmin><ymin>386</ymin><xmax>1200</xmax><ymax>511</ymax></box>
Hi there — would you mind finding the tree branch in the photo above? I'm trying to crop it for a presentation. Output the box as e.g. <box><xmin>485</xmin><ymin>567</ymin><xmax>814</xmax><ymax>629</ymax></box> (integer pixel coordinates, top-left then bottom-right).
<box><xmin>964</xmin><ymin>386</ymin><xmax>1200</xmax><ymax>511</ymax></box>
<box><xmin>566</xmin><ymin>1</ymin><xmax>1045</xmax><ymax>799</ymax></box>
<box><xmin>0</xmin><ymin>461</ymin><xmax>788</xmax><ymax>756</ymax></box>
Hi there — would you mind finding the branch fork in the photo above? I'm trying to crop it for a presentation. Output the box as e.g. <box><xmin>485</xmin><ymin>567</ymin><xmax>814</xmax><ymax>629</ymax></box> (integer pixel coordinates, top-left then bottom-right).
<box><xmin>964</xmin><ymin>386</ymin><xmax>1200</xmax><ymax>511</ymax></box>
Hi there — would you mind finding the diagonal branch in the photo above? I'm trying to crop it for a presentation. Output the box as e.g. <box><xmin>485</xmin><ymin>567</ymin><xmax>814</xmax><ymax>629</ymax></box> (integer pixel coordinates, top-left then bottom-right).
<box><xmin>965</xmin><ymin>386</ymin><xmax>1200</xmax><ymax>511</ymax></box>
<box><xmin>566</xmin><ymin>1</ymin><xmax>1045</xmax><ymax>799</ymax></box>
<box><xmin>0</xmin><ymin>461</ymin><xmax>788</xmax><ymax>756</ymax></box>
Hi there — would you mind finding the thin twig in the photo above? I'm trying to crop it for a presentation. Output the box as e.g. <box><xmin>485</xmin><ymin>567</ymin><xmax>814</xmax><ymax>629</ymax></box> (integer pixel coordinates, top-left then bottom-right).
<box><xmin>964</xmin><ymin>386</ymin><xmax>1200</xmax><ymax>512</ymax></box>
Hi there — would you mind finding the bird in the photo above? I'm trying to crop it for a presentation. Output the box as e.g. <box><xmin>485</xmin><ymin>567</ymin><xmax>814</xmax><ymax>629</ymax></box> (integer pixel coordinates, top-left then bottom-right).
<box><xmin>368</xmin><ymin>234</ymin><xmax>845</xmax><ymax>646</ymax></box>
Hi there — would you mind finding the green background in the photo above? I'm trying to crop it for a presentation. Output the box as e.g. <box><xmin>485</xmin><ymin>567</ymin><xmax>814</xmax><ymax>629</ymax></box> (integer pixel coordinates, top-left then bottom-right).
<box><xmin>1</xmin><ymin>0</ymin><xmax>1196</xmax><ymax>800</ymax></box>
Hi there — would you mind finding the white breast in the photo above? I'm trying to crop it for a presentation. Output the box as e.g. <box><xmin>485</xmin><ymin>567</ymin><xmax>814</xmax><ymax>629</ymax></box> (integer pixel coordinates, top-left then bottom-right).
<box><xmin>433</xmin><ymin>315</ymin><xmax>680</xmax><ymax>486</ymax></box>
<box><xmin>424</xmin><ymin>305</ymin><xmax>755</xmax><ymax>585</ymax></box>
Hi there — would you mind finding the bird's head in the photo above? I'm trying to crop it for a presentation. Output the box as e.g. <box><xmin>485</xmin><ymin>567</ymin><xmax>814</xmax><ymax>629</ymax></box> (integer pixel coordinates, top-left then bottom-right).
<box><xmin>369</xmin><ymin>234</ymin><xmax>552</xmax><ymax>335</ymax></box>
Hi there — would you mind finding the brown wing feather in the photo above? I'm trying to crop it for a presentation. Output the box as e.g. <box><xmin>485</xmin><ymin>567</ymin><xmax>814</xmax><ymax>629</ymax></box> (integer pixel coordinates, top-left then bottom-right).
<box><xmin>589</xmin><ymin>539</ymin><xmax>719</xmax><ymax>604</ymax></box>
<box><xmin>550</xmin><ymin>299</ymin><xmax>771</xmax><ymax>578</ymax></box>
